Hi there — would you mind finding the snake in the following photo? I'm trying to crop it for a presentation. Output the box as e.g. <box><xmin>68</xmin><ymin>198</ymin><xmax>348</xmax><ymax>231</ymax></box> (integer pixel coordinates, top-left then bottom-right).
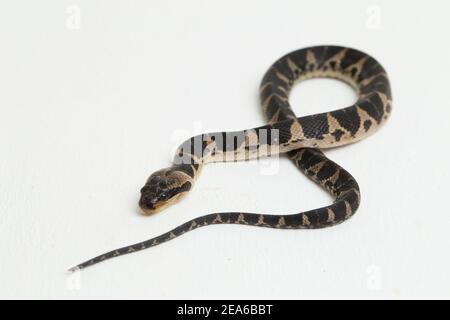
<box><xmin>69</xmin><ymin>45</ymin><xmax>392</xmax><ymax>272</ymax></box>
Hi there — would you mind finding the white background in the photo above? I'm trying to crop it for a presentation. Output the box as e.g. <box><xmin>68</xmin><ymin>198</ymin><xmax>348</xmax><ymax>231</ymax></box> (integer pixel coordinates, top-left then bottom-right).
<box><xmin>1</xmin><ymin>0</ymin><xmax>449</xmax><ymax>299</ymax></box>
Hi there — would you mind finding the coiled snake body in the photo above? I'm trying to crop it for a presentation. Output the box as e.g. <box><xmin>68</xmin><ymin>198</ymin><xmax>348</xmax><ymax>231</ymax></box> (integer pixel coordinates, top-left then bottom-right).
<box><xmin>70</xmin><ymin>45</ymin><xmax>392</xmax><ymax>271</ymax></box>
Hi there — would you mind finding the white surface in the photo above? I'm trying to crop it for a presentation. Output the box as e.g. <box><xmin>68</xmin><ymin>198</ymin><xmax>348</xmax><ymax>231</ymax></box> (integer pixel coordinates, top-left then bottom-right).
<box><xmin>1</xmin><ymin>0</ymin><xmax>449</xmax><ymax>299</ymax></box>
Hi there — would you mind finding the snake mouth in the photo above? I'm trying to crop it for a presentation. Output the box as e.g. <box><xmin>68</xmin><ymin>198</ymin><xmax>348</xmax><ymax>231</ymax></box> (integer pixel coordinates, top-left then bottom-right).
<box><xmin>139</xmin><ymin>191</ymin><xmax>190</xmax><ymax>216</ymax></box>
<box><xmin>140</xmin><ymin>205</ymin><xmax>164</xmax><ymax>215</ymax></box>
<box><xmin>139</xmin><ymin>198</ymin><xmax>163</xmax><ymax>215</ymax></box>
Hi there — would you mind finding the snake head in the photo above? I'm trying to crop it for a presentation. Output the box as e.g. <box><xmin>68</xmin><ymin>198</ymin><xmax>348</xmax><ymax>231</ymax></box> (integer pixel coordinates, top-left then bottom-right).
<box><xmin>139</xmin><ymin>167</ymin><xmax>193</xmax><ymax>215</ymax></box>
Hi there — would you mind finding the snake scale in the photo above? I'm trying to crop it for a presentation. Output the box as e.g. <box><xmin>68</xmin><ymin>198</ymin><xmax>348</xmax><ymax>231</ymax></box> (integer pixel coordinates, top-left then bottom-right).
<box><xmin>69</xmin><ymin>45</ymin><xmax>392</xmax><ymax>272</ymax></box>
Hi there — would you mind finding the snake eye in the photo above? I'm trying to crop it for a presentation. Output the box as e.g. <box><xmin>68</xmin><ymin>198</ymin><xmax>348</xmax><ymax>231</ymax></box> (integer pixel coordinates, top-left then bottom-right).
<box><xmin>159</xmin><ymin>192</ymin><xmax>169</xmax><ymax>201</ymax></box>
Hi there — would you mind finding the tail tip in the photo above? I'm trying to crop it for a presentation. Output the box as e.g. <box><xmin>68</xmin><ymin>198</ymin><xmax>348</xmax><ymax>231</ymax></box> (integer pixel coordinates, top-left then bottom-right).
<box><xmin>66</xmin><ymin>266</ymin><xmax>81</xmax><ymax>274</ymax></box>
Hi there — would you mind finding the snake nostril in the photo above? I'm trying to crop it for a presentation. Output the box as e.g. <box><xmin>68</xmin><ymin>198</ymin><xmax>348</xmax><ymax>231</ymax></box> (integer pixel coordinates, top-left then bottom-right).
<box><xmin>139</xmin><ymin>190</ymin><xmax>157</xmax><ymax>206</ymax></box>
